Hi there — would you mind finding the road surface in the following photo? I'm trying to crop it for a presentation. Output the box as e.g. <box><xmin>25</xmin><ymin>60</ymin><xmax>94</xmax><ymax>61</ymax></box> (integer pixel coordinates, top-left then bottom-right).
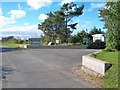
<box><xmin>1</xmin><ymin>47</ymin><xmax>98</xmax><ymax>88</ymax></box>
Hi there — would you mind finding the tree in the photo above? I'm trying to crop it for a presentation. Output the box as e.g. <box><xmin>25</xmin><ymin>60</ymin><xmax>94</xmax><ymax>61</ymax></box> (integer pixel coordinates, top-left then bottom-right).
<box><xmin>71</xmin><ymin>27</ymin><xmax>105</xmax><ymax>46</ymax></box>
<box><xmin>77</xmin><ymin>30</ymin><xmax>87</xmax><ymax>44</ymax></box>
<box><xmin>89</xmin><ymin>26</ymin><xmax>105</xmax><ymax>35</ymax></box>
<box><xmin>71</xmin><ymin>35</ymin><xmax>79</xmax><ymax>43</ymax></box>
<box><xmin>38</xmin><ymin>2</ymin><xmax>84</xmax><ymax>44</ymax></box>
<box><xmin>99</xmin><ymin>1</ymin><xmax>120</xmax><ymax>50</ymax></box>
<box><xmin>60</xmin><ymin>2</ymin><xmax>84</xmax><ymax>42</ymax></box>
<box><xmin>71</xmin><ymin>30</ymin><xmax>87</xmax><ymax>44</ymax></box>
<box><xmin>89</xmin><ymin>26</ymin><xmax>105</xmax><ymax>41</ymax></box>
<box><xmin>38</xmin><ymin>11</ymin><xmax>65</xmax><ymax>43</ymax></box>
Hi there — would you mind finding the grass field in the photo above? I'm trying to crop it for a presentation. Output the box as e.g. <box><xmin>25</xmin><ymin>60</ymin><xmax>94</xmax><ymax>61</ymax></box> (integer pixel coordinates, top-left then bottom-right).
<box><xmin>91</xmin><ymin>50</ymin><xmax>119</xmax><ymax>88</ymax></box>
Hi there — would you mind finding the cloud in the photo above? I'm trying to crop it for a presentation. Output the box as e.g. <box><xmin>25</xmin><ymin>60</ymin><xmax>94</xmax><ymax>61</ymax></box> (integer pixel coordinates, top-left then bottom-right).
<box><xmin>24</xmin><ymin>23</ymin><xmax>29</xmax><ymax>26</ymax></box>
<box><xmin>38</xmin><ymin>14</ymin><xmax>48</xmax><ymax>21</ymax></box>
<box><xmin>61</xmin><ymin>0</ymin><xmax>75</xmax><ymax>5</ymax></box>
<box><xmin>0</xmin><ymin>24</ymin><xmax>37</xmax><ymax>32</ymax></box>
<box><xmin>0</xmin><ymin>16</ymin><xmax>16</xmax><ymax>28</ymax></box>
<box><xmin>27</xmin><ymin>0</ymin><xmax>52</xmax><ymax>10</ymax></box>
<box><xmin>88</xmin><ymin>3</ymin><xmax>105</xmax><ymax>11</ymax></box>
<box><xmin>0</xmin><ymin>24</ymin><xmax>43</xmax><ymax>39</ymax></box>
<box><xmin>0</xmin><ymin>9</ymin><xmax>26</xmax><ymax>28</ymax></box>
<box><xmin>8</xmin><ymin>10</ymin><xmax>26</xmax><ymax>19</ymax></box>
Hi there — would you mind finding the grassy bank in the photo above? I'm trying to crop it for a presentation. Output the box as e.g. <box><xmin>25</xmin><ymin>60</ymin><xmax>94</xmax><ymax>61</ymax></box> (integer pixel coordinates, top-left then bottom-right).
<box><xmin>2</xmin><ymin>43</ymin><xmax>21</xmax><ymax>48</ymax></box>
<box><xmin>91</xmin><ymin>50</ymin><xmax>119</xmax><ymax>88</ymax></box>
<box><xmin>1</xmin><ymin>39</ymin><xmax>27</xmax><ymax>48</ymax></box>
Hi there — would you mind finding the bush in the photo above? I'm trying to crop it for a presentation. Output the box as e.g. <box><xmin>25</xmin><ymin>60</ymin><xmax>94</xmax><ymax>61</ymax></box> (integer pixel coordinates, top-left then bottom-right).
<box><xmin>104</xmin><ymin>47</ymin><xmax>116</xmax><ymax>52</ymax></box>
<box><xmin>87</xmin><ymin>40</ymin><xmax>106</xmax><ymax>49</ymax></box>
<box><xmin>94</xmin><ymin>40</ymin><xmax>106</xmax><ymax>49</ymax></box>
<box><xmin>19</xmin><ymin>40</ymin><xmax>24</xmax><ymax>44</ymax></box>
<box><xmin>71</xmin><ymin>35</ymin><xmax>79</xmax><ymax>44</ymax></box>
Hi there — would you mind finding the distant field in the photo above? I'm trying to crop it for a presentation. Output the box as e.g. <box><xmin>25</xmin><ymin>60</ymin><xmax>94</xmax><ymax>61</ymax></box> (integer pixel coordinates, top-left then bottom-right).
<box><xmin>1</xmin><ymin>38</ymin><xmax>27</xmax><ymax>48</ymax></box>
<box><xmin>91</xmin><ymin>50</ymin><xmax>119</xmax><ymax>88</ymax></box>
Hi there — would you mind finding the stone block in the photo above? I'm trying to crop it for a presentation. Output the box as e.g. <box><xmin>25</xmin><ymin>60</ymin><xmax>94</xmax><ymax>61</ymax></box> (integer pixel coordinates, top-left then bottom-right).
<box><xmin>82</xmin><ymin>55</ymin><xmax>111</xmax><ymax>75</ymax></box>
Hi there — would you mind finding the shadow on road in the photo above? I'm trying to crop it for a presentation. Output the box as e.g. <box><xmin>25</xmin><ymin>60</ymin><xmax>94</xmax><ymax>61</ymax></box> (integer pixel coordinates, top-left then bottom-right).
<box><xmin>0</xmin><ymin>46</ymin><xmax>18</xmax><ymax>53</ymax></box>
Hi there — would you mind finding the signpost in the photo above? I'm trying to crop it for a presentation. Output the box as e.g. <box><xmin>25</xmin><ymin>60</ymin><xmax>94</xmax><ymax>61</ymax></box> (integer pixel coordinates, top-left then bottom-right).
<box><xmin>28</xmin><ymin>38</ymin><xmax>41</xmax><ymax>45</ymax></box>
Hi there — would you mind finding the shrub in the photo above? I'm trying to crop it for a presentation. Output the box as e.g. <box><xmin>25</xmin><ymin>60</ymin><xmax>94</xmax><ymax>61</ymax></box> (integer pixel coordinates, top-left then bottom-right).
<box><xmin>104</xmin><ymin>47</ymin><xmax>116</xmax><ymax>52</ymax></box>
<box><xmin>88</xmin><ymin>40</ymin><xmax>106</xmax><ymax>49</ymax></box>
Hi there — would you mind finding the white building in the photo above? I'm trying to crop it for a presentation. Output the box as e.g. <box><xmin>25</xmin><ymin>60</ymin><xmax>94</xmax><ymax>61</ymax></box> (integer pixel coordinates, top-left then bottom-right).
<box><xmin>92</xmin><ymin>34</ymin><xmax>106</xmax><ymax>42</ymax></box>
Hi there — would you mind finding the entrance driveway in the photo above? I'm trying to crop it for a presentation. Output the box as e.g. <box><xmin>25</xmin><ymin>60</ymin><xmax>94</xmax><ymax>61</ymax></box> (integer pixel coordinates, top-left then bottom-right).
<box><xmin>2</xmin><ymin>48</ymin><xmax>97</xmax><ymax>88</ymax></box>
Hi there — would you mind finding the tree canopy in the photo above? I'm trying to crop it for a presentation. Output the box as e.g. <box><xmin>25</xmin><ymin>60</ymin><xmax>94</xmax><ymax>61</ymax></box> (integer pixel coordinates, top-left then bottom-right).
<box><xmin>38</xmin><ymin>2</ymin><xmax>84</xmax><ymax>44</ymax></box>
<box><xmin>99</xmin><ymin>1</ymin><xmax>120</xmax><ymax>50</ymax></box>
<box><xmin>71</xmin><ymin>27</ymin><xmax>105</xmax><ymax>45</ymax></box>
<box><xmin>89</xmin><ymin>27</ymin><xmax>105</xmax><ymax>35</ymax></box>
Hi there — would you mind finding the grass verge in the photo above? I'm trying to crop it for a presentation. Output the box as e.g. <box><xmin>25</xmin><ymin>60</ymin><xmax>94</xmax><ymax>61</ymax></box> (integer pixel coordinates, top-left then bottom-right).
<box><xmin>2</xmin><ymin>43</ymin><xmax>20</xmax><ymax>48</ymax></box>
<box><xmin>91</xmin><ymin>50</ymin><xmax>119</xmax><ymax>88</ymax></box>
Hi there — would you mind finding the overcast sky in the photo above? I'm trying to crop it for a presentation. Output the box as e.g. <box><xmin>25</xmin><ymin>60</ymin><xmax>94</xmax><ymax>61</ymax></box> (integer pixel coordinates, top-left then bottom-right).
<box><xmin>0</xmin><ymin>0</ymin><xmax>107</xmax><ymax>39</ymax></box>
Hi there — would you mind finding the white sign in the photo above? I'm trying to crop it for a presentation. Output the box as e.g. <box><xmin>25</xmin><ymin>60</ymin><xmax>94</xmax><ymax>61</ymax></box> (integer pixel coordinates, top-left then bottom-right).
<box><xmin>56</xmin><ymin>40</ymin><xmax>59</xmax><ymax>44</ymax></box>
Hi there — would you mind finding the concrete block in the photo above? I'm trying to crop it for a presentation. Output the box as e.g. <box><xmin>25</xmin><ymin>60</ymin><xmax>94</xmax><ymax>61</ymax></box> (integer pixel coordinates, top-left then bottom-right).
<box><xmin>82</xmin><ymin>55</ymin><xmax>111</xmax><ymax>75</ymax></box>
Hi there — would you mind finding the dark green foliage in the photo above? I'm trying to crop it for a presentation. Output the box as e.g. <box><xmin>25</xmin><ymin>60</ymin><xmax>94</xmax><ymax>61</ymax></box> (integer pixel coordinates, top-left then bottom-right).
<box><xmin>72</xmin><ymin>27</ymin><xmax>105</xmax><ymax>48</ymax></box>
<box><xmin>99</xmin><ymin>1</ymin><xmax>120</xmax><ymax>51</ymax></box>
<box><xmin>2</xmin><ymin>36</ymin><xmax>27</xmax><ymax>44</ymax></box>
<box><xmin>104</xmin><ymin>47</ymin><xmax>116</xmax><ymax>52</ymax></box>
<box><xmin>2</xmin><ymin>36</ymin><xmax>14</xmax><ymax>43</ymax></box>
<box><xmin>71</xmin><ymin>30</ymin><xmax>87</xmax><ymax>44</ymax></box>
<box><xmin>89</xmin><ymin>27</ymin><xmax>105</xmax><ymax>35</ymax></box>
<box><xmin>71</xmin><ymin>27</ymin><xmax>105</xmax><ymax>46</ymax></box>
<box><xmin>38</xmin><ymin>2</ymin><xmax>84</xmax><ymax>44</ymax></box>
<box><xmin>71</xmin><ymin>35</ymin><xmax>79</xmax><ymax>43</ymax></box>
<box><xmin>77</xmin><ymin>30</ymin><xmax>87</xmax><ymax>44</ymax></box>
<box><xmin>85</xmin><ymin>27</ymin><xmax>105</xmax><ymax>49</ymax></box>
<box><xmin>68</xmin><ymin>23</ymin><xmax>78</xmax><ymax>29</ymax></box>
<box><xmin>87</xmin><ymin>40</ymin><xmax>106</xmax><ymax>49</ymax></box>
<box><xmin>19</xmin><ymin>40</ymin><xmax>24</xmax><ymax>44</ymax></box>
<box><xmin>88</xmin><ymin>27</ymin><xmax>105</xmax><ymax>46</ymax></box>
<box><xmin>94</xmin><ymin>40</ymin><xmax>106</xmax><ymax>49</ymax></box>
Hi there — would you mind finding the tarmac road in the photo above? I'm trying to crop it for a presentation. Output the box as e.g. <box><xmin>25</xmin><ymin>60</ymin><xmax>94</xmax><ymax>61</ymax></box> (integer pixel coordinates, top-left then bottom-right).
<box><xmin>2</xmin><ymin>48</ymin><xmax>98</xmax><ymax>88</ymax></box>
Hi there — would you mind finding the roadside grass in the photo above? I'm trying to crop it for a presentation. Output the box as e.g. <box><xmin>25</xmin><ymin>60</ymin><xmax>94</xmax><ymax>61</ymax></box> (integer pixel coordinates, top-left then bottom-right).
<box><xmin>91</xmin><ymin>50</ymin><xmax>119</xmax><ymax>88</ymax></box>
<box><xmin>42</xmin><ymin>43</ymin><xmax>83</xmax><ymax>46</ymax></box>
<box><xmin>59</xmin><ymin>43</ymin><xmax>81</xmax><ymax>46</ymax></box>
<box><xmin>2</xmin><ymin>43</ymin><xmax>21</xmax><ymax>48</ymax></box>
<box><xmin>1</xmin><ymin>39</ymin><xmax>28</xmax><ymax>48</ymax></box>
